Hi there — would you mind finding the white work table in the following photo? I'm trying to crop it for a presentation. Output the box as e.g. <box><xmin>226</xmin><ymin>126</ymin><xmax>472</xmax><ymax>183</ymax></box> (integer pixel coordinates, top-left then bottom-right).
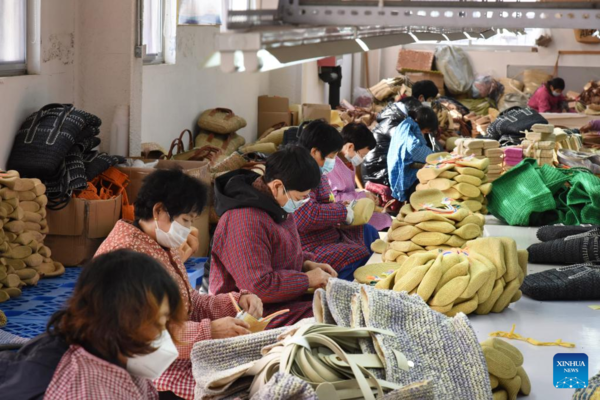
<box><xmin>369</xmin><ymin>216</ymin><xmax>600</xmax><ymax>399</ymax></box>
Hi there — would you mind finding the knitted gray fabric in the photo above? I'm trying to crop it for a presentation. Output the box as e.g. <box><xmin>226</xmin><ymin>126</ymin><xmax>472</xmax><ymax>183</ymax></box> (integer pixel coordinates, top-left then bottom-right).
<box><xmin>350</xmin><ymin>292</ymin><xmax>385</xmax><ymax>380</ymax></box>
<box><xmin>527</xmin><ymin>234</ymin><xmax>600</xmax><ymax>264</ymax></box>
<box><xmin>357</xmin><ymin>283</ymin><xmax>492</xmax><ymax>400</ymax></box>
<box><xmin>536</xmin><ymin>224</ymin><xmax>599</xmax><ymax>242</ymax></box>
<box><xmin>250</xmin><ymin>372</ymin><xmax>317</xmax><ymax>400</ymax></box>
<box><xmin>313</xmin><ymin>288</ymin><xmax>336</xmax><ymax>325</ymax></box>
<box><xmin>325</xmin><ymin>278</ymin><xmax>364</xmax><ymax>327</ymax></box>
<box><xmin>522</xmin><ymin>263</ymin><xmax>600</xmax><ymax>300</ymax></box>
<box><xmin>191</xmin><ymin>327</ymin><xmax>288</xmax><ymax>399</ymax></box>
<box><xmin>0</xmin><ymin>329</ymin><xmax>29</xmax><ymax>345</ymax></box>
<box><xmin>573</xmin><ymin>370</ymin><xmax>600</xmax><ymax>399</ymax></box>
<box><xmin>383</xmin><ymin>380</ymin><xmax>435</xmax><ymax>400</ymax></box>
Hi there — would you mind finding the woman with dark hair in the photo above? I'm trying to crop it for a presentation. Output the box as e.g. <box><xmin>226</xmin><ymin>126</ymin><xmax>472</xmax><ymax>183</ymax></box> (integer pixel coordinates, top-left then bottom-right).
<box><xmin>528</xmin><ymin>77</ymin><xmax>567</xmax><ymax>113</ymax></box>
<box><xmin>0</xmin><ymin>250</ymin><xmax>186</xmax><ymax>399</ymax></box>
<box><xmin>96</xmin><ymin>168</ymin><xmax>262</xmax><ymax>399</ymax></box>
<box><xmin>326</xmin><ymin>123</ymin><xmax>392</xmax><ymax>231</ymax></box>
<box><xmin>296</xmin><ymin>120</ymin><xmax>379</xmax><ymax>281</ymax></box>
<box><xmin>210</xmin><ymin>146</ymin><xmax>333</xmax><ymax>327</ymax></box>
<box><xmin>387</xmin><ymin>106</ymin><xmax>439</xmax><ymax>202</ymax></box>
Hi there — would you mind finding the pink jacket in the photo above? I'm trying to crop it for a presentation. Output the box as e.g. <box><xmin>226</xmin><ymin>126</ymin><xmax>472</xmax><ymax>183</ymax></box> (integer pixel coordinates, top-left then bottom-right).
<box><xmin>528</xmin><ymin>83</ymin><xmax>565</xmax><ymax>113</ymax></box>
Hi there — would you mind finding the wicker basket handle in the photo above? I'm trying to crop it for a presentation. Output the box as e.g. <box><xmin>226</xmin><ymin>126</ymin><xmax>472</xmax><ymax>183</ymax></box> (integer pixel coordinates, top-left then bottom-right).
<box><xmin>179</xmin><ymin>129</ymin><xmax>194</xmax><ymax>151</ymax></box>
<box><xmin>164</xmin><ymin>138</ymin><xmax>185</xmax><ymax>159</ymax></box>
<box><xmin>209</xmin><ymin>108</ymin><xmax>235</xmax><ymax>120</ymax></box>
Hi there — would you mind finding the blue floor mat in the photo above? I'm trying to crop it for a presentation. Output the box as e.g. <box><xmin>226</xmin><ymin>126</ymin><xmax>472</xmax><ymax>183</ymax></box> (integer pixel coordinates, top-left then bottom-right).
<box><xmin>1</xmin><ymin>257</ymin><xmax>207</xmax><ymax>339</ymax></box>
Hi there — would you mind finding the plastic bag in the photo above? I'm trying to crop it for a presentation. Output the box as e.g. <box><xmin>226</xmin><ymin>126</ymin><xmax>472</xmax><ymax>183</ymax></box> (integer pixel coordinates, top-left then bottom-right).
<box><xmin>353</xmin><ymin>87</ymin><xmax>374</xmax><ymax>108</ymax></box>
<box><xmin>434</xmin><ymin>46</ymin><xmax>474</xmax><ymax>95</ymax></box>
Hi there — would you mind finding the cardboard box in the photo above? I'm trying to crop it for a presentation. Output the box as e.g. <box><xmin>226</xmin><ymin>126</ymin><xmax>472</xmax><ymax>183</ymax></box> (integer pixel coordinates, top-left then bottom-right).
<box><xmin>289</xmin><ymin>104</ymin><xmax>301</xmax><ymax>126</ymax></box>
<box><xmin>301</xmin><ymin>103</ymin><xmax>332</xmax><ymax>123</ymax></box>
<box><xmin>397</xmin><ymin>49</ymin><xmax>435</xmax><ymax>73</ymax></box>
<box><xmin>45</xmin><ymin>196</ymin><xmax>122</xmax><ymax>266</ymax></box>
<box><xmin>404</xmin><ymin>71</ymin><xmax>445</xmax><ymax>96</ymax></box>
<box><xmin>258</xmin><ymin>112</ymin><xmax>291</xmax><ymax>138</ymax></box>
<box><xmin>117</xmin><ymin>159</ymin><xmax>211</xmax><ymax>257</ymax></box>
<box><xmin>258</xmin><ymin>96</ymin><xmax>291</xmax><ymax>137</ymax></box>
<box><xmin>258</xmin><ymin>95</ymin><xmax>289</xmax><ymax>113</ymax></box>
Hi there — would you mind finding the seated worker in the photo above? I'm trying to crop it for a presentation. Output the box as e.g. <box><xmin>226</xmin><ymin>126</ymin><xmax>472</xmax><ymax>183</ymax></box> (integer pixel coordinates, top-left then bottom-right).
<box><xmin>581</xmin><ymin>120</ymin><xmax>600</xmax><ymax>133</ymax></box>
<box><xmin>210</xmin><ymin>146</ymin><xmax>336</xmax><ymax>328</ymax></box>
<box><xmin>326</xmin><ymin>122</ymin><xmax>392</xmax><ymax>231</ymax></box>
<box><xmin>388</xmin><ymin>106</ymin><xmax>439</xmax><ymax>202</ymax></box>
<box><xmin>528</xmin><ymin>77</ymin><xmax>567</xmax><ymax>113</ymax></box>
<box><xmin>362</xmin><ymin>96</ymin><xmax>422</xmax><ymax>187</ymax></box>
<box><xmin>96</xmin><ymin>168</ymin><xmax>262</xmax><ymax>400</ymax></box>
<box><xmin>412</xmin><ymin>80</ymin><xmax>440</xmax><ymax>106</ymax></box>
<box><xmin>0</xmin><ymin>250</ymin><xmax>186</xmax><ymax>400</ymax></box>
<box><xmin>296</xmin><ymin>120</ymin><xmax>380</xmax><ymax>281</ymax></box>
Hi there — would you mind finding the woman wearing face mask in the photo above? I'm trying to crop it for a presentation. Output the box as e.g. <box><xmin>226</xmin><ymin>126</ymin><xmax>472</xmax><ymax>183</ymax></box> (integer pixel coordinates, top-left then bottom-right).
<box><xmin>96</xmin><ymin>168</ymin><xmax>263</xmax><ymax>400</ymax></box>
<box><xmin>296</xmin><ymin>120</ymin><xmax>380</xmax><ymax>281</ymax></box>
<box><xmin>326</xmin><ymin>123</ymin><xmax>392</xmax><ymax>231</ymax></box>
<box><xmin>0</xmin><ymin>250</ymin><xmax>185</xmax><ymax>400</ymax></box>
<box><xmin>388</xmin><ymin>106</ymin><xmax>439</xmax><ymax>202</ymax></box>
<box><xmin>528</xmin><ymin>77</ymin><xmax>567</xmax><ymax>113</ymax></box>
<box><xmin>210</xmin><ymin>146</ymin><xmax>335</xmax><ymax>328</ymax></box>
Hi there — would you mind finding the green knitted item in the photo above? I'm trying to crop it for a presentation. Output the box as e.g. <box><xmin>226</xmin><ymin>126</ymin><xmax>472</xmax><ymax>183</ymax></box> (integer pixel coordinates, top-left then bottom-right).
<box><xmin>488</xmin><ymin>159</ymin><xmax>600</xmax><ymax>226</ymax></box>
<box><xmin>487</xmin><ymin>159</ymin><xmax>556</xmax><ymax>226</ymax></box>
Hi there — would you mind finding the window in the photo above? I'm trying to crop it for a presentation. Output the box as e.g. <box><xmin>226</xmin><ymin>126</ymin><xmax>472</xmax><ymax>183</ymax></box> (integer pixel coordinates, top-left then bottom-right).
<box><xmin>0</xmin><ymin>0</ymin><xmax>27</xmax><ymax>76</ymax></box>
<box><xmin>143</xmin><ymin>0</ymin><xmax>164</xmax><ymax>64</ymax></box>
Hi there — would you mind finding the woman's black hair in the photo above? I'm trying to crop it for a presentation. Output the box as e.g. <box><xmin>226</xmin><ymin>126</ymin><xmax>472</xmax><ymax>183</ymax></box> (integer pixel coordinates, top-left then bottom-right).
<box><xmin>47</xmin><ymin>249</ymin><xmax>185</xmax><ymax>361</ymax></box>
<box><xmin>408</xmin><ymin>106</ymin><xmax>439</xmax><ymax>132</ymax></box>
<box><xmin>134</xmin><ymin>168</ymin><xmax>208</xmax><ymax>221</ymax></box>
<box><xmin>340</xmin><ymin>123</ymin><xmax>376</xmax><ymax>151</ymax></box>
<box><xmin>298</xmin><ymin>119</ymin><xmax>344</xmax><ymax>157</ymax></box>
<box><xmin>399</xmin><ymin>96</ymin><xmax>423</xmax><ymax>113</ymax></box>
<box><xmin>263</xmin><ymin>146</ymin><xmax>321</xmax><ymax>192</ymax></box>
<box><xmin>548</xmin><ymin>77</ymin><xmax>565</xmax><ymax>91</ymax></box>
<box><xmin>411</xmin><ymin>80</ymin><xmax>439</xmax><ymax>101</ymax></box>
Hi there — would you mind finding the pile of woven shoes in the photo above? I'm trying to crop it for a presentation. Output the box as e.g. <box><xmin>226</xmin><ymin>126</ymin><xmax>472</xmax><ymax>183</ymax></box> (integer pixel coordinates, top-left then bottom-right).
<box><xmin>450</xmin><ymin>138</ymin><xmax>504</xmax><ymax>182</ymax></box>
<box><xmin>481</xmin><ymin>338</ymin><xmax>531</xmax><ymax>400</ymax></box>
<box><xmin>464</xmin><ymin>113</ymin><xmax>491</xmax><ymax>137</ymax></box>
<box><xmin>0</xmin><ymin>171</ymin><xmax>65</xmax><ymax>303</ymax></box>
<box><xmin>520</xmin><ymin>124</ymin><xmax>556</xmax><ymax>167</ymax></box>
<box><xmin>416</xmin><ymin>152</ymin><xmax>492</xmax><ymax>214</ymax></box>
<box><xmin>502</xmin><ymin>147</ymin><xmax>523</xmax><ymax>173</ymax></box>
<box><xmin>379</xmin><ymin>188</ymin><xmax>485</xmax><ymax>265</ymax></box>
<box><xmin>522</xmin><ymin>225</ymin><xmax>600</xmax><ymax>300</ymax></box>
<box><xmin>373</xmin><ymin>235</ymin><xmax>527</xmax><ymax>317</ymax></box>
<box><xmin>554</xmin><ymin>128</ymin><xmax>582</xmax><ymax>152</ymax></box>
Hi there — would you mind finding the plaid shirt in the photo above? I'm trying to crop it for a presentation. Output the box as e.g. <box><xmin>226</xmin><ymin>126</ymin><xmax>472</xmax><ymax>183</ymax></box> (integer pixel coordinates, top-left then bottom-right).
<box><xmin>295</xmin><ymin>175</ymin><xmax>369</xmax><ymax>271</ymax></box>
<box><xmin>45</xmin><ymin>345</ymin><xmax>158</xmax><ymax>400</ymax></box>
<box><xmin>96</xmin><ymin>220</ymin><xmax>241</xmax><ymax>399</ymax></box>
<box><xmin>210</xmin><ymin>207</ymin><xmax>314</xmax><ymax>328</ymax></box>
<box><xmin>388</xmin><ymin>117</ymin><xmax>433</xmax><ymax>201</ymax></box>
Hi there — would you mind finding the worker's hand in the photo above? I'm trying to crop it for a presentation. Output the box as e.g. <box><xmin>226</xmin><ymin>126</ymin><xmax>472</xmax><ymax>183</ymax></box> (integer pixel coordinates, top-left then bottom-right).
<box><xmin>581</xmin><ymin>122</ymin><xmax>592</xmax><ymax>133</ymax></box>
<box><xmin>210</xmin><ymin>317</ymin><xmax>251</xmax><ymax>339</ymax></box>
<box><xmin>239</xmin><ymin>293</ymin><xmax>263</xmax><ymax>319</ymax></box>
<box><xmin>363</xmin><ymin>191</ymin><xmax>378</xmax><ymax>203</ymax></box>
<box><xmin>303</xmin><ymin>260</ymin><xmax>338</xmax><ymax>278</ymax></box>
<box><xmin>187</xmin><ymin>227</ymin><xmax>200</xmax><ymax>254</ymax></box>
<box><xmin>305</xmin><ymin>268</ymin><xmax>332</xmax><ymax>289</ymax></box>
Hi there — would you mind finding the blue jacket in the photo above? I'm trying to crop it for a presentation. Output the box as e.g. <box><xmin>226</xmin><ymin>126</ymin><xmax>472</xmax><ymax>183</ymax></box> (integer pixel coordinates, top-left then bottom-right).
<box><xmin>387</xmin><ymin>117</ymin><xmax>433</xmax><ymax>201</ymax></box>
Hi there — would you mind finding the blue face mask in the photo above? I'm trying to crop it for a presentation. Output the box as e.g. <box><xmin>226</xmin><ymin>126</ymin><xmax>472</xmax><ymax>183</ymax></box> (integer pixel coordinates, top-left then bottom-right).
<box><xmin>321</xmin><ymin>157</ymin><xmax>336</xmax><ymax>175</ymax></box>
<box><xmin>282</xmin><ymin>186</ymin><xmax>310</xmax><ymax>214</ymax></box>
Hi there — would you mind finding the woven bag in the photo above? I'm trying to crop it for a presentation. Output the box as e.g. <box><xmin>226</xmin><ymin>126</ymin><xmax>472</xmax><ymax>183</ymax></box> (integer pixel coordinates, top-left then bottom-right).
<box><xmin>163</xmin><ymin>130</ymin><xmax>222</xmax><ymax>163</ymax></box>
<box><xmin>195</xmin><ymin>131</ymin><xmax>245</xmax><ymax>162</ymax></box>
<box><xmin>486</xmin><ymin>107</ymin><xmax>548</xmax><ymax>141</ymax></box>
<box><xmin>197</xmin><ymin>108</ymin><xmax>247</xmax><ymax>135</ymax></box>
<box><xmin>523</xmin><ymin>69</ymin><xmax>552</xmax><ymax>95</ymax></box>
<box><xmin>8</xmin><ymin>104</ymin><xmax>101</xmax><ymax>179</ymax></box>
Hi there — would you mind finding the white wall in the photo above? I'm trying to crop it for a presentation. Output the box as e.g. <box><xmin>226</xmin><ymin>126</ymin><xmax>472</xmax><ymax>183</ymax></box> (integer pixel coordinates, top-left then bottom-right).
<box><xmin>377</xmin><ymin>29</ymin><xmax>600</xmax><ymax>91</ymax></box>
<box><xmin>142</xmin><ymin>25</ymin><xmax>275</xmax><ymax>147</ymax></box>
<box><xmin>0</xmin><ymin>0</ymin><xmax>76</xmax><ymax>169</ymax></box>
<box><xmin>76</xmin><ymin>0</ymin><xmax>139</xmax><ymax>152</ymax></box>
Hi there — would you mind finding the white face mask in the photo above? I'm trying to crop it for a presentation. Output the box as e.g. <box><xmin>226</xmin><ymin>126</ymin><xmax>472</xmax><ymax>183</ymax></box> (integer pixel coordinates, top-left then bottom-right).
<box><xmin>126</xmin><ymin>330</ymin><xmax>179</xmax><ymax>380</ymax></box>
<box><xmin>155</xmin><ymin>217</ymin><xmax>191</xmax><ymax>249</ymax></box>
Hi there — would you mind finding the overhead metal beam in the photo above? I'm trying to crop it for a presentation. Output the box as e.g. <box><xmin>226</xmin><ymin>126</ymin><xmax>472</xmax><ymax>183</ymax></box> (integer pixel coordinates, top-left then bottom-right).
<box><xmin>284</xmin><ymin>1</ymin><xmax>600</xmax><ymax>30</ymax></box>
